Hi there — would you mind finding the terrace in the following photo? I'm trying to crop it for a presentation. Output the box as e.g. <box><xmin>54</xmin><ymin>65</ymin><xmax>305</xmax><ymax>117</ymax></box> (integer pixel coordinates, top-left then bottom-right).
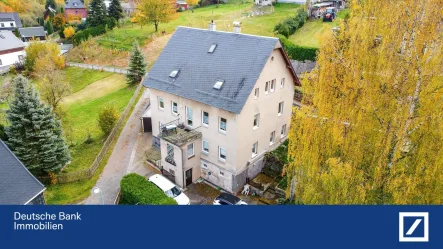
<box><xmin>159</xmin><ymin>122</ymin><xmax>202</xmax><ymax>147</ymax></box>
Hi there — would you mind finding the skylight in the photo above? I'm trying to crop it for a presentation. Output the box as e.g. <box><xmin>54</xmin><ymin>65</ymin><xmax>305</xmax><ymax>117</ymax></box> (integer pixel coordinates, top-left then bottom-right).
<box><xmin>169</xmin><ymin>69</ymin><xmax>179</xmax><ymax>78</ymax></box>
<box><xmin>208</xmin><ymin>44</ymin><xmax>217</xmax><ymax>53</ymax></box>
<box><xmin>213</xmin><ymin>80</ymin><xmax>224</xmax><ymax>89</ymax></box>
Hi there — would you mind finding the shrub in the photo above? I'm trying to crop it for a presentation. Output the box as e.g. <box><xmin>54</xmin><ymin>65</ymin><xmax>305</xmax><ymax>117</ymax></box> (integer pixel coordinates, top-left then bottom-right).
<box><xmin>278</xmin><ymin>35</ymin><xmax>318</xmax><ymax>61</ymax></box>
<box><xmin>72</xmin><ymin>25</ymin><xmax>106</xmax><ymax>45</ymax></box>
<box><xmin>64</xmin><ymin>26</ymin><xmax>76</xmax><ymax>40</ymax></box>
<box><xmin>98</xmin><ymin>103</ymin><xmax>120</xmax><ymax>135</ymax></box>
<box><xmin>274</xmin><ymin>8</ymin><xmax>308</xmax><ymax>38</ymax></box>
<box><xmin>120</xmin><ymin>173</ymin><xmax>177</xmax><ymax>205</ymax></box>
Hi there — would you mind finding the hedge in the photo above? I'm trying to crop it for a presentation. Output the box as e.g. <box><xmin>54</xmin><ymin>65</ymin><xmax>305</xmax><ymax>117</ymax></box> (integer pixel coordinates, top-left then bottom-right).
<box><xmin>120</xmin><ymin>173</ymin><xmax>177</xmax><ymax>205</ymax></box>
<box><xmin>278</xmin><ymin>34</ymin><xmax>318</xmax><ymax>61</ymax></box>
<box><xmin>72</xmin><ymin>25</ymin><xmax>107</xmax><ymax>45</ymax></box>
<box><xmin>274</xmin><ymin>8</ymin><xmax>308</xmax><ymax>38</ymax></box>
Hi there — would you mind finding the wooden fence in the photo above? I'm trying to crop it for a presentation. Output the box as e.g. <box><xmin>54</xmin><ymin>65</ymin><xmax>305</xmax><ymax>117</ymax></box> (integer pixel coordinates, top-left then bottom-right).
<box><xmin>38</xmin><ymin>83</ymin><xmax>144</xmax><ymax>184</ymax></box>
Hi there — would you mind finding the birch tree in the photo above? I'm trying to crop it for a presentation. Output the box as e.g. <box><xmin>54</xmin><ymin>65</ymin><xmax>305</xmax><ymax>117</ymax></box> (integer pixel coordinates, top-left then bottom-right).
<box><xmin>286</xmin><ymin>0</ymin><xmax>443</xmax><ymax>204</ymax></box>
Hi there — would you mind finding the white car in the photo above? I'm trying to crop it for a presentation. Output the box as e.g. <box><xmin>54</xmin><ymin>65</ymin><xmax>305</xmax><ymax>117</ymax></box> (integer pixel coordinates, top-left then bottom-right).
<box><xmin>148</xmin><ymin>174</ymin><xmax>190</xmax><ymax>205</ymax></box>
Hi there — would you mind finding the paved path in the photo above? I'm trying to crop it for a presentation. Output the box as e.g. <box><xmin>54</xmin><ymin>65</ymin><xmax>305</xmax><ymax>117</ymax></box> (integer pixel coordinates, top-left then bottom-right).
<box><xmin>67</xmin><ymin>62</ymin><xmax>129</xmax><ymax>75</ymax></box>
<box><xmin>85</xmin><ymin>89</ymin><xmax>151</xmax><ymax>205</ymax></box>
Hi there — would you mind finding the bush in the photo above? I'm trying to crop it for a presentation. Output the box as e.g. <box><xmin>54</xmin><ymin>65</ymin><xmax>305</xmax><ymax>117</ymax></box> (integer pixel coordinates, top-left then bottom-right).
<box><xmin>98</xmin><ymin>103</ymin><xmax>119</xmax><ymax>135</ymax></box>
<box><xmin>278</xmin><ymin>35</ymin><xmax>318</xmax><ymax>61</ymax></box>
<box><xmin>105</xmin><ymin>17</ymin><xmax>117</xmax><ymax>30</ymax></box>
<box><xmin>274</xmin><ymin>8</ymin><xmax>308</xmax><ymax>38</ymax></box>
<box><xmin>72</xmin><ymin>25</ymin><xmax>107</xmax><ymax>45</ymax></box>
<box><xmin>120</xmin><ymin>173</ymin><xmax>177</xmax><ymax>205</ymax></box>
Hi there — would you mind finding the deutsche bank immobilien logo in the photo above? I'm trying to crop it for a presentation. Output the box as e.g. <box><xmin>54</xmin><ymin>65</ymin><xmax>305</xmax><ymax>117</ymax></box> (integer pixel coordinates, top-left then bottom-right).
<box><xmin>399</xmin><ymin>212</ymin><xmax>429</xmax><ymax>242</ymax></box>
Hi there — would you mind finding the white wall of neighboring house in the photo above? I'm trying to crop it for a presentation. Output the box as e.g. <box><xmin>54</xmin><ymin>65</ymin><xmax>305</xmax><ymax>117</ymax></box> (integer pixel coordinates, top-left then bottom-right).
<box><xmin>254</xmin><ymin>0</ymin><xmax>275</xmax><ymax>6</ymax></box>
<box><xmin>0</xmin><ymin>21</ymin><xmax>16</xmax><ymax>29</ymax></box>
<box><xmin>0</xmin><ymin>50</ymin><xmax>25</xmax><ymax>68</ymax></box>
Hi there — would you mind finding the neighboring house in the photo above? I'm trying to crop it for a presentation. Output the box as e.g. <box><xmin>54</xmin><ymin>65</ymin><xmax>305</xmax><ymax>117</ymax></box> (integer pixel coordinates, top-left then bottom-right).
<box><xmin>176</xmin><ymin>1</ymin><xmax>188</xmax><ymax>10</ymax></box>
<box><xmin>121</xmin><ymin>1</ymin><xmax>136</xmax><ymax>16</ymax></box>
<box><xmin>0</xmin><ymin>12</ymin><xmax>22</xmax><ymax>31</ymax></box>
<box><xmin>64</xmin><ymin>0</ymin><xmax>88</xmax><ymax>19</ymax></box>
<box><xmin>143</xmin><ymin>25</ymin><xmax>300</xmax><ymax>193</ymax></box>
<box><xmin>0</xmin><ymin>30</ymin><xmax>25</xmax><ymax>71</ymax></box>
<box><xmin>0</xmin><ymin>140</ymin><xmax>46</xmax><ymax>205</ymax></box>
<box><xmin>18</xmin><ymin>27</ymin><xmax>46</xmax><ymax>42</ymax></box>
<box><xmin>254</xmin><ymin>0</ymin><xmax>276</xmax><ymax>6</ymax></box>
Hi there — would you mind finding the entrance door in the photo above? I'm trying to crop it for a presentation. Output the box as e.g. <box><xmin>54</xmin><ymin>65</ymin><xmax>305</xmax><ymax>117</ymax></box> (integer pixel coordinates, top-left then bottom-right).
<box><xmin>185</xmin><ymin>168</ymin><xmax>192</xmax><ymax>186</ymax></box>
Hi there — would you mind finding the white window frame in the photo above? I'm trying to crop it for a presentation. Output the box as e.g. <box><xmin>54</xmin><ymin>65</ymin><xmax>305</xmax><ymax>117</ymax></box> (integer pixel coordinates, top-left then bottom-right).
<box><xmin>278</xmin><ymin>101</ymin><xmax>284</xmax><ymax>116</ymax></box>
<box><xmin>171</xmin><ymin>101</ymin><xmax>178</xmax><ymax>115</ymax></box>
<box><xmin>281</xmin><ymin>78</ymin><xmax>285</xmax><ymax>88</ymax></box>
<box><xmin>158</xmin><ymin>97</ymin><xmax>164</xmax><ymax>110</ymax></box>
<box><xmin>187</xmin><ymin>143</ymin><xmax>194</xmax><ymax>159</ymax></box>
<box><xmin>202</xmin><ymin>140</ymin><xmax>209</xmax><ymax>155</ymax></box>
<box><xmin>265</xmin><ymin>81</ymin><xmax>269</xmax><ymax>94</ymax></box>
<box><xmin>186</xmin><ymin>106</ymin><xmax>193</xmax><ymax>127</ymax></box>
<box><xmin>219</xmin><ymin>146</ymin><xmax>226</xmax><ymax>162</ymax></box>
<box><xmin>254</xmin><ymin>88</ymin><xmax>259</xmax><ymax>99</ymax></box>
<box><xmin>281</xmin><ymin>124</ymin><xmax>287</xmax><ymax>138</ymax></box>
<box><xmin>270</xmin><ymin>79</ymin><xmax>276</xmax><ymax>92</ymax></box>
<box><xmin>252</xmin><ymin>142</ymin><xmax>258</xmax><ymax>158</ymax></box>
<box><xmin>270</xmin><ymin>131</ymin><xmax>275</xmax><ymax>145</ymax></box>
<box><xmin>219</xmin><ymin>117</ymin><xmax>227</xmax><ymax>133</ymax></box>
<box><xmin>253</xmin><ymin>114</ymin><xmax>260</xmax><ymax>130</ymax></box>
<box><xmin>202</xmin><ymin>111</ymin><xmax>209</xmax><ymax>126</ymax></box>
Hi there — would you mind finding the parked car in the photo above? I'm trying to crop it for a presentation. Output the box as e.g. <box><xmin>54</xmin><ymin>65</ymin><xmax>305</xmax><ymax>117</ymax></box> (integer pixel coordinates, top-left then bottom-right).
<box><xmin>213</xmin><ymin>193</ymin><xmax>248</xmax><ymax>205</ymax></box>
<box><xmin>148</xmin><ymin>174</ymin><xmax>190</xmax><ymax>205</ymax></box>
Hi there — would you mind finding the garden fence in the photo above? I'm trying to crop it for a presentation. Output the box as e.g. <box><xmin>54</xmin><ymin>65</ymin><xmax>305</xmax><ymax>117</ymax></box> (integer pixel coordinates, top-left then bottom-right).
<box><xmin>38</xmin><ymin>82</ymin><xmax>144</xmax><ymax>184</ymax></box>
<box><xmin>66</xmin><ymin>62</ymin><xmax>129</xmax><ymax>75</ymax></box>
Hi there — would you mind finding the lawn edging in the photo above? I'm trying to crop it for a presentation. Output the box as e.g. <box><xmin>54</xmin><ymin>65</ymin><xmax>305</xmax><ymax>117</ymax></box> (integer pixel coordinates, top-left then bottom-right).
<box><xmin>39</xmin><ymin>82</ymin><xmax>144</xmax><ymax>184</ymax></box>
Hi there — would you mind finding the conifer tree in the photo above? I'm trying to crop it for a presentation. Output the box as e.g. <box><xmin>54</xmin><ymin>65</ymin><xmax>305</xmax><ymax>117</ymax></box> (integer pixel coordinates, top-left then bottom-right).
<box><xmin>87</xmin><ymin>0</ymin><xmax>107</xmax><ymax>27</ymax></box>
<box><xmin>5</xmin><ymin>76</ymin><xmax>71</xmax><ymax>176</ymax></box>
<box><xmin>108</xmin><ymin>0</ymin><xmax>123</xmax><ymax>21</ymax></box>
<box><xmin>126</xmin><ymin>43</ymin><xmax>146</xmax><ymax>84</ymax></box>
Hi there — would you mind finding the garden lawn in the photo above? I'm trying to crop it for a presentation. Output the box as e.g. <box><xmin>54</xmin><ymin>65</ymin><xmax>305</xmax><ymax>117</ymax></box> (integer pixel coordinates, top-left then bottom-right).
<box><xmin>289</xmin><ymin>9</ymin><xmax>349</xmax><ymax>48</ymax></box>
<box><xmin>64</xmin><ymin>67</ymin><xmax>113</xmax><ymax>93</ymax></box>
<box><xmin>60</xmin><ymin>68</ymin><xmax>136</xmax><ymax>173</ymax></box>
<box><xmin>97</xmin><ymin>3</ymin><xmax>300</xmax><ymax>50</ymax></box>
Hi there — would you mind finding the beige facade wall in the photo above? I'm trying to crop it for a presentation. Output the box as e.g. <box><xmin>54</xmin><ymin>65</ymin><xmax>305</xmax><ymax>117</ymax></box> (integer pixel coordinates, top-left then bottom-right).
<box><xmin>235</xmin><ymin>48</ymin><xmax>295</xmax><ymax>173</ymax></box>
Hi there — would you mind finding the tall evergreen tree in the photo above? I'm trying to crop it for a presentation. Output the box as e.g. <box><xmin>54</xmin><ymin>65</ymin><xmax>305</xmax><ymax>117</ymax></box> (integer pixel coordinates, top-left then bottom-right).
<box><xmin>108</xmin><ymin>0</ymin><xmax>123</xmax><ymax>21</ymax></box>
<box><xmin>5</xmin><ymin>76</ymin><xmax>71</xmax><ymax>176</ymax></box>
<box><xmin>87</xmin><ymin>0</ymin><xmax>107</xmax><ymax>27</ymax></box>
<box><xmin>126</xmin><ymin>43</ymin><xmax>147</xmax><ymax>84</ymax></box>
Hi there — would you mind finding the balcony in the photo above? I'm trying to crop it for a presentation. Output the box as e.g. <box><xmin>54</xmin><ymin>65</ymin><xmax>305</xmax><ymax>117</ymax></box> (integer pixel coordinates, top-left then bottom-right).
<box><xmin>159</xmin><ymin>122</ymin><xmax>202</xmax><ymax>147</ymax></box>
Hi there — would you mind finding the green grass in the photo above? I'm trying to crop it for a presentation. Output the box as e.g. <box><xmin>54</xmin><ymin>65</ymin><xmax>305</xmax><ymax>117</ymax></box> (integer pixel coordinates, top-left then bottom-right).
<box><xmin>45</xmin><ymin>87</ymin><xmax>144</xmax><ymax>204</ymax></box>
<box><xmin>289</xmin><ymin>9</ymin><xmax>349</xmax><ymax>48</ymax></box>
<box><xmin>64</xmin><ymin>67</ymin><xmax>114</xmax><ymax>93</ymax></box>
<box><xmin>97</xmin><ymin>3</ymin><xmax>300</xmax><ymax>50</ymax></box>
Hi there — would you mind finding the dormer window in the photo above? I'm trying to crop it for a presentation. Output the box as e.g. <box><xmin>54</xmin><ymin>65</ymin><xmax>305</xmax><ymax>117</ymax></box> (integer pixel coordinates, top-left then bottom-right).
<box><xmin>208</xmin><ymin>44</ymin><xmax>217</xmax><ymax>53</ymax></box>
<box><xmin>213</xmin><ymin>80</ymin><xmax>224</xmax><ymax>90</ymax></box>
<box><xmin>169</xmin><ymin>69</ymin><xmax>179</xmax><ymax>78</ymax></box>
<box><xmin>74</xmin><ymin>3</ymin><xmax>77</xmax><ymax>6</ymax></box>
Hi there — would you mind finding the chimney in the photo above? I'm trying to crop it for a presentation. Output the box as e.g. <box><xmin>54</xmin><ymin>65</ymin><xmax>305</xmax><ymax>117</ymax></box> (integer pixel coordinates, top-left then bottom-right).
<box><xmin>233</xmin><ymin>21</ymin><xmax>241</xmax><ymax>34</ymax></box>
<box><xmin>208</xmin><ymin>20</ymin><xmax>216</xmax><ymax>31</ymax></box>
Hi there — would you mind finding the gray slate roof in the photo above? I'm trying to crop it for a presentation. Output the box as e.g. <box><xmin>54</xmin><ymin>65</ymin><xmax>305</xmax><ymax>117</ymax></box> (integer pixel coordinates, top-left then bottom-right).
<box><xmin>19</xmin><ymin>26</ymin><xmax>46</xmax><ymax>38</ymax></box>
<box><xmin>143</xmin><ymin>27</ymin><xmax>291</xmax><ymax>114</ymax></box>
<box><xmin>0</xmin><ymin>12</ymin><xmax>22</xmax><ymax>28</ymax></box>
<box><xmin>0</xmin><ymin>30</ymin><xmax>25</xmax><ymax>51</ymax></box>
<box><xmin>65</xmin><ymin>0</ymin><xmax>86</xmax><ymax>9</ymax></box>
<box><xmin>0</xmin><ymin>140</ymin><xmax>45</xmax><ymax>204</ymax></box>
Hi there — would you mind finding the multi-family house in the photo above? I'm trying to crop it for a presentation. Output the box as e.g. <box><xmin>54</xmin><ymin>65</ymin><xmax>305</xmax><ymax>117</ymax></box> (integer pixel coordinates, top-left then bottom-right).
<box><xmin>142</xmin><ymin>25</ymin><xmax>300</xmax><ymax>193</ymax></box>
<box><xmin>64</xmin><ymin>0</ymin><xmax>88</xmax><ymax>20</ymax></box>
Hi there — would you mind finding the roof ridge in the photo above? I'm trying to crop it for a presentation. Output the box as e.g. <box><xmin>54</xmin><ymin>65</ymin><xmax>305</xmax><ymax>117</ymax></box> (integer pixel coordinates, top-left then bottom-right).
<box><xmin>176</xmin><ymin>26</ymin><xmax>279</xmax><ymax>40</ymax></box>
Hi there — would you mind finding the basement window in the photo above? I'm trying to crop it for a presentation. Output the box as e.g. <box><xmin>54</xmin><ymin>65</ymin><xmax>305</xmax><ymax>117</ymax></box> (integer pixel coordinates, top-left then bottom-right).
<box><xmin>213</xmin><ymin>80</ymin><xmax>224</xmax><ymax>90</ymax></box>
<box><xmin>208</xmin><ymin>44</ymin><xmax>217</xmax><ymax>53</ymax></box>
<box><xmin>169</xmin><ymin>69</ymin><xmax>179</xmax><ymax>78</ymax></box>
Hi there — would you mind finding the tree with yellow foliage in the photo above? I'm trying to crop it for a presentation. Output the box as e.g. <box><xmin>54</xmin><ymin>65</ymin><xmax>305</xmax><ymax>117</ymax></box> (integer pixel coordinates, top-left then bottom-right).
<box><xmin>63</xmin><ymin>26</ymin><xmax>75</xmax><ymax>39</ymax></box>
<box><xmin>24</xmin><ymin>42</ymin><xmax>65</xmax><ymax>74</ymax></box>
<box><xmin>136</xmin><ymin>0</ymin><xmax>178</xmax><ymax>32</ymax></box>
<box><xmin>286</xmin><ymin>0</ymin><xmax>443</xmax><ymax>204</ymax></box>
